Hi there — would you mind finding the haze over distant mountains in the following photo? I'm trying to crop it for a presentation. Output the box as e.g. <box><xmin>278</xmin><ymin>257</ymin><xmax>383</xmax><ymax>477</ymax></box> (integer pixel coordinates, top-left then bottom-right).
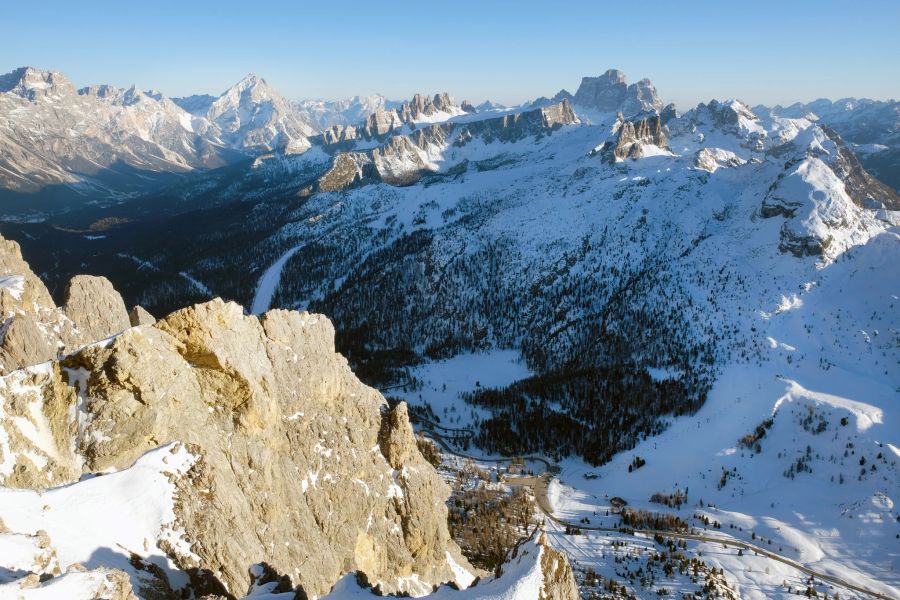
<box><xmin>1</xmin><ymin>65</ymin><xmax>898</xmax><ymax>204</ymax></box>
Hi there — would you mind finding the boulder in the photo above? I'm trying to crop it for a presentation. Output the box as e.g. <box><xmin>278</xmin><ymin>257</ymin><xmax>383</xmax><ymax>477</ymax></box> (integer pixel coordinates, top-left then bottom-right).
<box><xmin>0</xmin><ymin>234</ymin><xmax>80</xmax><ymax>374</ymax></box>
<box><xmin>128</xmin><ymin>305</ymin><xmax>156</xmax><ymax>327</ymax></box>
<box><xmin>63</xmin><ymin>275</ymin><xmax>130</xmax><ymax>343</ymax></box>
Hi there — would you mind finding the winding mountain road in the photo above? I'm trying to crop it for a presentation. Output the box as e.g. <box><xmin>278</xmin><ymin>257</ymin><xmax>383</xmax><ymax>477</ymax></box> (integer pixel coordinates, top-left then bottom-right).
<box><xmin>417</xmin><ymin>421</ymin><xmax>895</xmax><ymax>600</ymax></box>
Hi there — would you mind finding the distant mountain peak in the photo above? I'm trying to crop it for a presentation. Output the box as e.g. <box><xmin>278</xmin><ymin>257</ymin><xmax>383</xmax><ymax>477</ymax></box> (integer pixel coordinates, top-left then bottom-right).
<box><xmin>573</xmin><ymin>68</ymin><xmax>662</xmax><ymax>116</ymax></box>
<box><xmin>206</xmin><ymin>72</ymin><xmax>315</xmax><ymax>150</ymax></box>
<box><xmin>228</xmin><ymin>72</ymin><xmax>274</xmax><ymax>96</ymax></box>
<box><xmin>0</xmin><ymin>66</ymin><xmax>75</xmax><ymax>99</ymax></box>
<box><xmin>78</xmin><ymin>83</ymin><xmax>122</xmax><ymax>99</ymax></box>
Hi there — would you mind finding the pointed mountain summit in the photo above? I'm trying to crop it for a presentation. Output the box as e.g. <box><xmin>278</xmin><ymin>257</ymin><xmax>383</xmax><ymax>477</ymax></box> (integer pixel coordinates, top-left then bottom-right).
<box><xmin>206</xmin><ymin>73</ymin><xmax>315</xmax><ymax>151</ymax></box>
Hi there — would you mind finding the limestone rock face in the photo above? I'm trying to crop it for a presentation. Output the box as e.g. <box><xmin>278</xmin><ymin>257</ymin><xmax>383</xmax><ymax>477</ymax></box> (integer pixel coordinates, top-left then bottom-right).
<box><xmin>373</xmin><ymin>136</ymin><xmax>432</xmax><ymax>186</ymax></box>
<box><xmin>0</xmin><ymin>236</ymin><xmax>55</xmax><ymax>312</ymax></box>
<box><xmin>538</xmin><ymin>535</ymin><xmax>580</xmax><ymax>600</ymax></box>
<box><xmin>317</xmin><ymin>101</ymin><xmax>578</xmax><ymax>192</ymax></box>
<box><xmin>621</xmin><ymin>78</ymin><xmax>663</xmax><ymax>116</ymax></box>
<box><xmin>0</xmin><ymin>315</ymin><xmax>57</xmax><ymax>375</ymax></box>
<box><xmin>0</xmin><ymin>234</ymin><xmax>153</xmax><ymax>374</ymax></box>
<box><xmin>693</xmin><ymin>148</ymin><xmax>746</xmax><ymax>173</ymax></box>
<box><xmin>63</xmin><ymin>275</ymin><xmax>131</xmax><ymax>342</ymax></box>
<box><xmin>128</xmin><ymin>305</ymin><xmax>156</xmax><ymax>327</ymax></box>
<box><xmin>1</xmin><ymin>297</ymin><xmax>475</xmax><ymax>598</ymax></box>
<box><xmin>396</xmin><ymin>92</ymin><xmax>455</xmax><ymax>124</ymax></box>
<box><xmin>0</xmin><ymin>234</ymin><xmax>581</xmax><ymax>600</ymax></box>
<box><xmin>321</xmin><ymin>530</ymin><xmax>579</xmax><ymax>600</ymax></box>
<box><xmin>363</xmin><ymin>109</ymin><xmax>402</xmax><ymax>138</ymax></box>
<box><xmin>379</xmin><ymin>402</ymin><xmax>418</xmax><ymax>469</ymax></box>
<box><xmin>574</xmin><ymin>69</ymin><xmax>628</xmax><ymax>112</ymax></box>
<box><xmin>324</xmin><ymin>91</ymin><xmax>462</xmax><ymax>144</ymax></box>
<box><xmin>574</xmin><ymin>69</ymin><xmax>661</xmax><ymax>116</ymax></box>
<box><xmin>600</xmin><ymin>113</ymin><xmax>669</xmax><ymax>162</ymax></box>
<box><xmin>0</xmin><ymin>235</ymin><xmax>80</xmax><ymax>373</ymax></box>
<box><xmin>779</xmin><ymin>223</ymin><xmax>833</xmax><ymax>257</ymax></box>
<box><xmin>318</xmin><ymin>152</ymin><xmax>375</xmax><ymax>192</ymax></box>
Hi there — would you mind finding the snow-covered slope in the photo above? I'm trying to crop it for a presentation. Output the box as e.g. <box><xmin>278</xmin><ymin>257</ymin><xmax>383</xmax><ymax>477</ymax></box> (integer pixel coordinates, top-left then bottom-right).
<box><xmin>0</xmin><ymin>443</ymin><xmax>197</xmax><ymax>595</ymax></box>
<box><xmin>760</xmin><ymin>97</ymin><xmax>900</xmax><ymax>192</ymax></box>
<box><xmin>545</xmin><ymin>227</ymin><xmax>899</xmax><ymax>598</ymax></box>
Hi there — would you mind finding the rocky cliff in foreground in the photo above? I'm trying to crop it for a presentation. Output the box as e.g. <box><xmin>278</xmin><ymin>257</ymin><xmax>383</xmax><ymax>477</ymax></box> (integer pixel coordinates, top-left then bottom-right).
<box><xmin>0</xmin><ymin>233</ymin><xmax>139</xmax><ymax>374</ymax></box>
<box><xmin>0</xmin><ymin>232</ymin><xmax>577</xmax><ymax>600</ymax></box>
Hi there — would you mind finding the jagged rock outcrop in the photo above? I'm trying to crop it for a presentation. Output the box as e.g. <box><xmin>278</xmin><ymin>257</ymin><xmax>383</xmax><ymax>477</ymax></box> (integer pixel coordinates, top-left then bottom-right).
<box><xmin>693</xmin><ymin>148</ymin><xmax>746</xmax><ymax>172</ymax></box>
<box><xmin>0</xmin><ymin>237</ymin><xmax>584</xmax><ymax>600</ymax></box>
<box><xmin>379</xmin><ymin>402</ymin><xmax>418</xmax><ymax>469</ymax></box>
<box><xmin>598</xmin><ymin>112</ymin><xmax>669</xmax><ymax>162</ymax></box>
<box><xmin>321</xmin><ymin>92</ymin><xmax>463</xmax><ymax>145</ymax></box>
<box><xmin>455</xmin><ymin>100</ymin><xmax>577</xmax><ymax>144</ymax></box>
<box><xmin>373</xmin><ymin>135</ymin><xmax>435</xmax><ymax>186</ymax></box>
<box><xmin>316</xmin><ymin>101</ymin><xmax>578</xmax><ymax>192</ymax></box>
<box><xmin>537</xmin><ymin>534</ymin><xmax>579</xmax><ymax>600</ymax></box>
<box><xmin>0</xmin><ymin>235</ymin><xmax>80</xmax><ymax>373</ymax></box>
<box><xmin>397</xmin><ymin>93</ymin><xmax>456</xmax><ymax>122</ymax></box>
<box><xmin>321</xmin><ymin>530</ymin><xmax>579</xmax><ymax>600</ymax></box>
<box><xmin>659</xmin><ymin>102</ymin><xmax>677</xmax><ymax>125</ymax></box>
<box><xmin>573</xmin><ymin>69</ymin><xmax>662</xmax><ymax>116</ymax></box>
<box><xmin>621</xmin><ymin>78</ymin><xmax>664</xmax><ymax>116</ymax></box>
<box><xmin>676</xmin><ymin>99</ymin><xmax>767</xmax><ymax>151</ymax></box>
<box><xmin>63</xmin><ymin>275</ymin><xmax>131</xmax><ymax>343</ymax></box>
<box><xmin>362</xmin><ymin>109</ymin><xmax>403</xmax><ymax>138</ymax></box>
<box><xmin>129</xmin><ymin>305</ymin><xmax>156</xmax><ymax>327</ymax></box>
<box><xmin>778</xmin><ymin>223</ymin><xmax>834</xmax><ymax>257</ymax></box>
<box><xmin>0</xmin><ymin>285</ymin><xmax>477</xmax><ymax>597</ymax></box>
<box><xmin>0</xmin><ymin>234</ymin><xmax>144</xmax><ymax>374</ymax></box>
<box><xmin>317</xmin><ymin>152</ymin><xmax>375</xmax><ymax>192</ymax></box>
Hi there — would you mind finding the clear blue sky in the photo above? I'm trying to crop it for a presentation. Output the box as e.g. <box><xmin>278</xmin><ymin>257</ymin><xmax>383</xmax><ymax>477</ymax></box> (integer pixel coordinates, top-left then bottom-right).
<box><xmin>2</xmin><ymin>0</ymin><xmax>898</xmax><ymax>108</ymax></box>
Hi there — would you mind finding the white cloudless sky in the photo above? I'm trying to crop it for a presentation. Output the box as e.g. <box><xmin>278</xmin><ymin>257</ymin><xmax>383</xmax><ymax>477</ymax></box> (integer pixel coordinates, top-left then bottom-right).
<box><xmin>2</xmin><ymin>0</ymin><xmax>898</xmax><ymax>109</ymax></box>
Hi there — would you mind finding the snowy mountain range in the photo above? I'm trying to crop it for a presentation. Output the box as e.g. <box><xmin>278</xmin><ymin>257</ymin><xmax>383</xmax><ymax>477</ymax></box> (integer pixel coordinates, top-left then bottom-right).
<box><xmin>294</xmin><ymin>94</ymin><xmax>403</xmax><ymax>130</ymax></box>
<box><xmin>0</xmin><ymin>65</ymin><xmax>898</xmax><ymax>599</ymax></box>
<box><xmin>1</xmin><ymin>65</ymin><xmax>896</xmax><ymax>205</ymax></box>
<box><xmin>0</xmin><ymin>68</ymin><xmax>318</xmax><ymax>196</ymax></box>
